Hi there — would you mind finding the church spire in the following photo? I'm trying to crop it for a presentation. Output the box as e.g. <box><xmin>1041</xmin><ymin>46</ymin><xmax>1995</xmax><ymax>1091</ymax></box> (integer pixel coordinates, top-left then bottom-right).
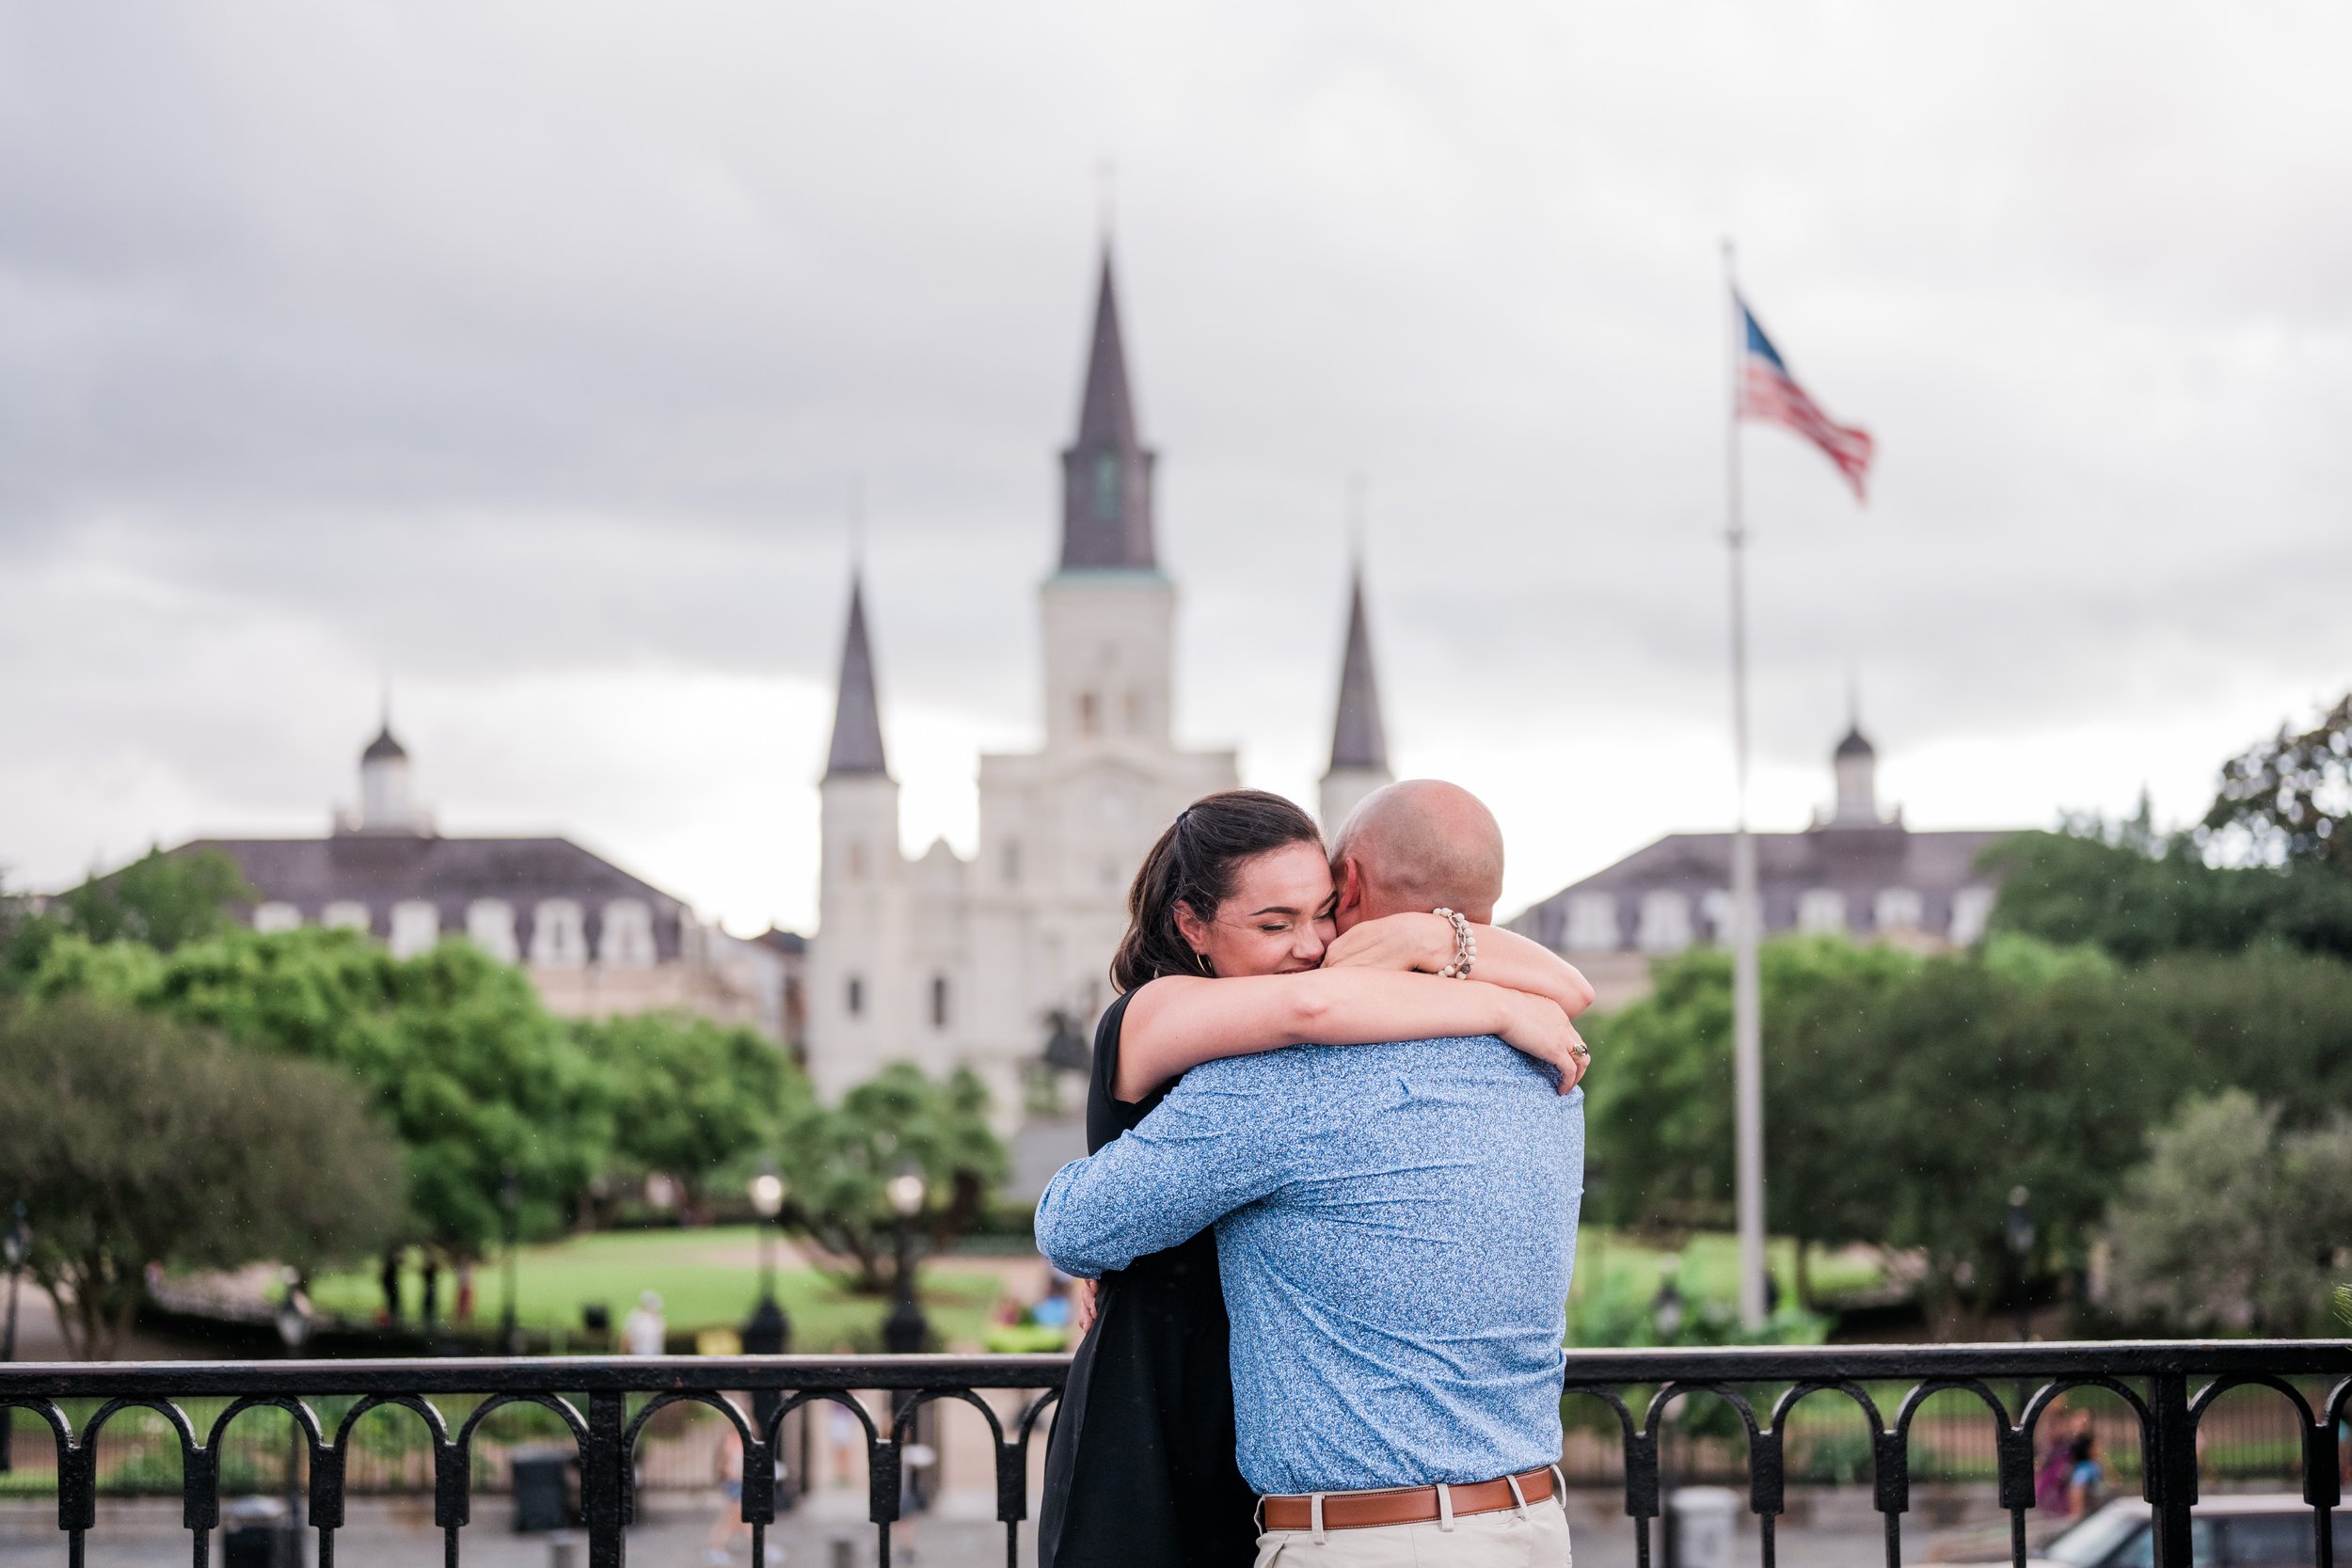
<box><xmin>1059</xmin><ymin>246</ymin><xmax>1157</xmax><ymax>571</ymax></box>
<box><xmin>824</xmin><ymin>573</ymin><xmax>888</xmax><ymax>779</ymax></box>
<box><xmin>1327</xmin><ymin>567</ymin><xmax>1390</xmax><ymax>775</ymax></box>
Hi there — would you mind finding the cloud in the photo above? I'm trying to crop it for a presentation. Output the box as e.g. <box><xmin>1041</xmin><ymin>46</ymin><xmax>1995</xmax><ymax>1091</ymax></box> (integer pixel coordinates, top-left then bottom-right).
<box><xmin>4</xmin><ymin>0</ymin><xmax>2349</xmax><ymax>927</ymax></box>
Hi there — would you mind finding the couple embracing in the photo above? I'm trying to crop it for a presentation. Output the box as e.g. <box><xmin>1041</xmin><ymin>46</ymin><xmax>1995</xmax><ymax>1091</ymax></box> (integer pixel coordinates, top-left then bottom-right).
<box><xmin>1035</xmin><ymin>781</ymin><xmax>1596</xmax><ymax>1567</ymax></box>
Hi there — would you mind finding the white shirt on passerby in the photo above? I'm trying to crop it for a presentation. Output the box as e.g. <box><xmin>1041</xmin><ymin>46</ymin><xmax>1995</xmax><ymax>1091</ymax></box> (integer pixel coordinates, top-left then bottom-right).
<box><xmin>622</xmin><ymin>1291</ymin><xmax>666</xmax><ymax>1355</ymax></box>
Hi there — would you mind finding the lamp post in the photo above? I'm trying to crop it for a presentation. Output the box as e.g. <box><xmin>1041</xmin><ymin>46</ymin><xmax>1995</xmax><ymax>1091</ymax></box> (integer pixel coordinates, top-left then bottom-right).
<box><xmin>742</xmin><ymin>1166</ymin><xmax>791</xmax><ymax>1353</ymax></box>
<box><xmin>882</xmin><ymin>1168</ymin><xmax>929</xmax><ymax>1354</ymax></box>
<box><xmin>2003</xmin><ymin>1186</ymin><xmax>2036</xmax><ymax>1345</ymax></box>
<box><xmin>498</xmin><ymin>1164</ymin><xmax>522</xmax><ymax>1354</ymax></box>
<box><xmin>1</xmin><ymin>1202</ymin><xmax>28</xmax><ymax>1474</ymax></box>
<box><xmin>275</xmin><ymin>1278</ymin><xmax>313</xmax><ymax>1555</ymax></box>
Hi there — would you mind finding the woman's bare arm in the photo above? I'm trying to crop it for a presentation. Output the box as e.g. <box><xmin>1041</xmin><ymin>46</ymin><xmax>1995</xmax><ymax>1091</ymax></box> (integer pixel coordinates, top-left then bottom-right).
<box><xmin>1323</xmin><ymin>913</ymin><xmax>1597</xmax><ymax>1018</ymax></box>
<box><xmin>1115</xmin><ymin>969</ymin><xmax>1580</xmax><ymax>1102</ymax></box>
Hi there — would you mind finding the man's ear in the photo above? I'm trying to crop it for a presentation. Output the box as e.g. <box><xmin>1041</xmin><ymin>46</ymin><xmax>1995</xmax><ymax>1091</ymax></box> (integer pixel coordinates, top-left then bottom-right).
<box><xmin>1335</xmin><ymin>858</ymin><xmax>1366</xmax><ymax>920</ymax></box>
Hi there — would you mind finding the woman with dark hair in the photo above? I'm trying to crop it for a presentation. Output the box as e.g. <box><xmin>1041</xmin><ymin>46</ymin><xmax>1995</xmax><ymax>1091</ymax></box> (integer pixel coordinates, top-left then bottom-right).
<box><xmin>1037</xmin><ymin>787</ymin><xmax>1593</xmax><ymax>1568</ymax></box>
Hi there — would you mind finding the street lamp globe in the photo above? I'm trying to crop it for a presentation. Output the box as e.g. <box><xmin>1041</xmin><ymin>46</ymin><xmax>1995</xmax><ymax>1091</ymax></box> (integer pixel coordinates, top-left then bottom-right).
<box><xmin>750</xmin><ymin>1172</ymin><xmax>787</xmax><ymax>1220</ymax></box>
<box><xmin>885</xmin><ymin>1171</ymin><xmax>928</xmax><ymax>1219</ymax></box>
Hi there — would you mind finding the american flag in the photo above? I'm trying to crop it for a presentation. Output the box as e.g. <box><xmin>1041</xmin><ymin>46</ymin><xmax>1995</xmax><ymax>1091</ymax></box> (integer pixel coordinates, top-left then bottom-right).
<box><xmin>1737</xmin><ymin>294</ymin><xmax>1874</xmax><ymax>501</ymax></box>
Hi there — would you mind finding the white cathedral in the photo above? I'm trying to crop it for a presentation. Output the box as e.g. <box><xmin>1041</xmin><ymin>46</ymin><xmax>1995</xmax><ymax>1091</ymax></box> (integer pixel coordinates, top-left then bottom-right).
<box><xmin>803</xmin><ymin>250</ymin><xmax>1394</xmax><ymax>1112</ymax></box>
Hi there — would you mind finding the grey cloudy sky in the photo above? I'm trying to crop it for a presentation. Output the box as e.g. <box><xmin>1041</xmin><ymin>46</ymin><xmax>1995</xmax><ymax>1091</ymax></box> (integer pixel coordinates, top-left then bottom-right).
<box><xmin>4</xmin><ymin>1</ymin><xmax>2348</xmax><ymax>932</ymax></box>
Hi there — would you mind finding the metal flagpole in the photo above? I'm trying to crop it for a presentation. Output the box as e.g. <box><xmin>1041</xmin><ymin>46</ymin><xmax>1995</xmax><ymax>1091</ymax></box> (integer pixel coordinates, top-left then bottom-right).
<box><xmin>1724</xmin><ymin>238</ymin><xmax>1769</xmax><ymax>1330</ymax></box>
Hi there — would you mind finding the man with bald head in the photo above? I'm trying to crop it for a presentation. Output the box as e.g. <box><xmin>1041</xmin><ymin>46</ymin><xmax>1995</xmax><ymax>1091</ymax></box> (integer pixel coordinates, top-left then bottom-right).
<box><xmin>1037</xmin><ymin>780</ymin><xmax>1585</xmax><ymax>1566</ymax></box>
<box><xmin>1329</xmin><ymin>778</ymin><xmax>1509</xmax><ymax>929</ymax></box>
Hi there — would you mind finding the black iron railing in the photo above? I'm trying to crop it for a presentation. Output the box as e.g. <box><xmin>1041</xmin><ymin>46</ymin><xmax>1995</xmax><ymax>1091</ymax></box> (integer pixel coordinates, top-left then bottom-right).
<box><xmin>1</xmin><ymin>1341</ymin><xmax>2345</xmax><ymax>1568</ymax></box>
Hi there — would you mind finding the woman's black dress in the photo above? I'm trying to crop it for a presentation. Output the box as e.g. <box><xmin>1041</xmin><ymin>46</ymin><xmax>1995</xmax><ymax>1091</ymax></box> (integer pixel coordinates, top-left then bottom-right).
<box><xmin>1036</xmin><ymin>987</ymin><xmax>1261</xmax><ymax>1568</ymax></box>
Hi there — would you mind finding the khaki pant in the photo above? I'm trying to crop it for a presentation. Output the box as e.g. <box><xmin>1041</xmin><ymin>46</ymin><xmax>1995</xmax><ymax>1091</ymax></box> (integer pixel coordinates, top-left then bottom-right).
<box><xmin>1251</xmin><ymin>1494</ymin><xmax>1572</xmax><ymax>1567</ymax></box>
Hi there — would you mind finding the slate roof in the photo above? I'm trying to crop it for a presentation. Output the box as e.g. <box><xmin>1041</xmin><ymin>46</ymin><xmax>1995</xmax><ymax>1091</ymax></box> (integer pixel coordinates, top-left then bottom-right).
<box><xmin>1508</xmin><ymin>822</ymin><xmax>2015</xmax><ymax>951</ymax></box>
<box><xmin>1836</xmin><ymin>724</ymin><xmax>1875</xmax><ymax>759</ymax></box>
<box><xmin>824</xmin><ymin>575</ymin><xmax>889</xmax><ymax>779</ymax></box>
<box><xmin>1058</xmin><ymin>247</ymin><xmax>1158</xmax><ymax>571</ymax></box>
<box><xmin>177</xmin><ymin>832</ymin><xmax>691</xmax><ymax>960</ymax></box>
<box><xmin>361</xmin><ymin>725</ymin><xmax>407</xmax><ymax>763</ymax></box>
<box><xmin>1327</xmin><ymin>568</ymin><xmax>1389</xmax><ymax>774</ymax></box>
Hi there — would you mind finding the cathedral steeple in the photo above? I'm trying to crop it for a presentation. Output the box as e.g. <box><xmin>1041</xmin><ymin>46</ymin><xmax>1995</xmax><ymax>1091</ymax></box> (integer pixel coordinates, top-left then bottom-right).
<box><xmin>824</xmin><ymin>574</ymin><xmax>889</xmax><ymax>779</ymax></box>
<box><xmin>1058</xmin><ymin>248</ymin><xmax>1157</xmax><ymax>571</ymax></box>
<box><xmin>1320</xmin><ymin>563</ymin><xmax>1394</xmax><ymax>832</ymax></box>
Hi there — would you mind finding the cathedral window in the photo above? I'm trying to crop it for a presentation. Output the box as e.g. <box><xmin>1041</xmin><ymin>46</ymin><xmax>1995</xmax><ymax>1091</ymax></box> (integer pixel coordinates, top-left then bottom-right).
<box><xmin>1077</xmin><ymin>691</ymin><xmax>1100</xmax><ymax>737</ymax></box>
<box><xmin>1092</xmin><ymin>451</ymin><xmax>1120</xmax><ymax>520</ymax></box>
<box><xmin>930</xmin><ymin>974</ymin><xmax>950</xmax><ymax>1030</ymax></box>
<box><xmin>252</xmin><ymin>902</ymin><xmax>301</xmax><ymax>934</ymax></box>
<box><xmin>532</xmin><ymin>898</ymin><xmax>587</xmax><ymax>967</ymax></box>
<box><xmin>1797</xmin><ymin>888</ymin><xmax>1848</xmax><ymax>934</ymax></box>
<box><xmin>847</xmin><ymin>975</ymin><xmax>866</xmax><ymax>1017</ymax></box>
<box><xmin>468</xmin><ymin>899</ymin><xmax>518</xmax><ymax>963</ymax></box>
<box><xmin>600</xmin><ymin>898</ymin><xmax>656</xmax><ymax>968</ymax></box>
<box><xmin>322</xmin><ymin>900</ymin><xmax>370</xmax><ymax>933</ymax></box>
<box><xmin>389</xmin><ymin>899</ymin><xmax>440</xmax><ymax>958</ymax></box>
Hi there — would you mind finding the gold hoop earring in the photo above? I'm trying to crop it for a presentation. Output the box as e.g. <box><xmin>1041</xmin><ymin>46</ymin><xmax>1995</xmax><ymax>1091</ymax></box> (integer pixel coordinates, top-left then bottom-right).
<box><xmin>1195</xmin><ymin>950</ymin><xmax>1214</xmax><ymax>976</ymax></box>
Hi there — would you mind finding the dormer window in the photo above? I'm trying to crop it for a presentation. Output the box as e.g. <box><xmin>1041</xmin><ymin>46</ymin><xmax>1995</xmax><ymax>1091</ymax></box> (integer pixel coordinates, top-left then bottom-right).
<box><xmin>600</xmin><ymin>899</ymin><xmax>656</xmax><ymax>969</ymax></box>
<box><xmin>389</xmin><ymin>900</ymin><xmax>440</xmax><ymax>958</ymax></box>
<box><xmin>1798</xmin><ymin>889</ymin><xmax>1848</xmax><ymax>934</ymax></box>
<box><xmin>468</xmin><ymin>899</ymin><xmax>518</xmax><ymax>963</ymax></box>
<box><xmin>1875</xmin><ymin>887</ymin><xmax>1924</xmax><ymax>932</ymax></box>
<box><xmin>1565</xmin><ymin>894</ymin><xmax>1619</xmax><ymax>951</ymax></box>
<box><xmin>252</xmin><ymin>902</ymin><xmax>301</xmax><ymax>934</ymax></box>
<box><xmin>322</xmin><ymin>901</ymin><xmax>370</xmax><ymax>933</ymax></box>
<box><xmin>1637</xmin><ymin>892</ymin><xmax>1692</xmax><ymax>955</ymax></box>
<box><xmin>532</xmin><ymin>898</ymin><xmax>586</xmax><ymax>968</ymax></box>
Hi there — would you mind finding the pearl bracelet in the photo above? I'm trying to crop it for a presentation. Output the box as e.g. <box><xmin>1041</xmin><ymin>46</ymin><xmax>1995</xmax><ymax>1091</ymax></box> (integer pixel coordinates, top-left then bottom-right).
<box><xmin>1433</xmin><ymin>907</ymin><xmax>1476</xmax><ymax>978</ymax></box>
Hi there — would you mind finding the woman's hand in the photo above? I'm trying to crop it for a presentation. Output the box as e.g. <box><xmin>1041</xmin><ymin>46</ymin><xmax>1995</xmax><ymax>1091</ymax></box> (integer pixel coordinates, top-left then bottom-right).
<box><xmin>1321</xmin><ymin>911</ymin><xmax>1454</xmax><ymax>974</ymax></box>
<box><xmin>1496</xmin><ymin>990</ymin><xmax>1592</xmax><ymax>1095</ymax></box>
<box><xmin>1073</xmin><ymin>1277</ymin><xmax>1100</xmax><ymax>1336</ymax></box>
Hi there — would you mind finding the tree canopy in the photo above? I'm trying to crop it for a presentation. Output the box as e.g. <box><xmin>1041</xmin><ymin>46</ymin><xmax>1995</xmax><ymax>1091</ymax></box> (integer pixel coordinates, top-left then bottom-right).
<box><xmin>2204</xmin><ymin>690</ymin><xmax>2352</xmax><ymax>875</ymax></box>
<box><xmin>1582</xmin><ymin>931</ymin><xmax>2352</xmax><ymax>1327</ymax></box>
<box><xmin>571</xmin><ymin>1010</ymin><xmax>810</xmax><ymax>1210</ymax></box>
<box><xmin>51</xmin><ymin>846</ymin><xmax>257</xmax><ymax>952</ymax></box>
<box><xmin>778</xmin><ymin>1063</ymin><xmax>1008</xmax><ymax>1294</ymax></box>
<box><xmin>32</xmin><ymin>927</ymin><xmax>613</xmax><ymax>1256</ymax></box>
<box><xmin>2102</xmin><ymin>1090</ymin><xmax>2352</xmax><ymax>1336</ymax></box>
<box><xmin>0</xmin><ymin>997</ymin><xmax>407</xmax><ymax>1357</ymax></box>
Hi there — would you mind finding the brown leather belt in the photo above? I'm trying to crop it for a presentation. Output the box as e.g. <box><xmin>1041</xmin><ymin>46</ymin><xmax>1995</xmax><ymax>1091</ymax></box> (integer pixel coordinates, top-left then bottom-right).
<box><xmin>1261</xmin><ymin>1465</ymin><xmax>1557</xmax><ymax>1532</ymax></box>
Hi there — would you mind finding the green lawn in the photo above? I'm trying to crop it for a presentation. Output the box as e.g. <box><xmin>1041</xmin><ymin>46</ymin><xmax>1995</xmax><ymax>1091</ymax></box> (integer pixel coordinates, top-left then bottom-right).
<box><xmin>307</xmin><ymin>1227</ymin><xmax>1013</xmax><ymax>1352</ymax></box>
<box><xmin>1571</xmin><ymin>1229</ymin><xmax>1885</xmax><ymax>1307</ymax></box>
<box><xmin>298</xmin><ymin>1225</ymin><xmax>1874</xmax><ymax>1355</ymax></box>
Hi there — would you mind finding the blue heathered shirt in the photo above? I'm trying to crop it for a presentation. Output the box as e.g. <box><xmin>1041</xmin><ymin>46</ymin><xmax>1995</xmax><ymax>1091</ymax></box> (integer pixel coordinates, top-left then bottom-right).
<box><xmin>1034</xmin><ymin>1035</ymin><xmax>1584</xmax><ymax>1497</ymax></box>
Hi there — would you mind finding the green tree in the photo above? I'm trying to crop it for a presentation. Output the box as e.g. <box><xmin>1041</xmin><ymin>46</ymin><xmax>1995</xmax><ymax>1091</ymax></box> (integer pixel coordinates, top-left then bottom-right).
<box><xmin>2102</xmin><ymin>1090</ymin><xmax>2352</xmax><ymax>1336</ymax></box>
<box><xmin>0</xmin><ymin>998</ymin><xmax>407</xmax><ymax>1357</ymax></box>
<box><xmin>34</xmin><ymin>926</ymin><xmax>614</xmax><ymax>1258</ymax></box>
<box><xmin>1982</xmin><ymin>820</ymin><xmax>2352</xmax><ymax>963</ymax></box>
<box><xmin>2204</xmin><ymin>690</ymin><xmax>2352</xmax><ymax>875</ymax></box>
<box><xmin>1586</xmin><ymin>934</ymin><xmax>2197</xmax><ymax>1325</ymax></box>
<box><xmin>54</xmin><ymin>846</ymin><xmax>256</xmax><ymax>952</ymax></box>
<box><xmin>1582</xmin><ymin>935</ymin><xmax>1925</xmax><ymax>1299</ymax></box>
<box><xmin>778</xmin><ymin>1064</ymin><xmax>1009</xmax><ymax>1294</ymax></box>
<box><xmin>571</xmin><ymin>1012</ymin><xmax>808</xmax><ymax>1212</ymax></box>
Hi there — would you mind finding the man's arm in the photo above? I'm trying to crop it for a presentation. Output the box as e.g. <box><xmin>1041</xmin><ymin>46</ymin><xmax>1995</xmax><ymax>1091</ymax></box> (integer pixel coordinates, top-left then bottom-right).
<box><xmin>1033</xmin><ymin>1060</ymin><xmax>1295</xmax><ymax>1278</ymax></box>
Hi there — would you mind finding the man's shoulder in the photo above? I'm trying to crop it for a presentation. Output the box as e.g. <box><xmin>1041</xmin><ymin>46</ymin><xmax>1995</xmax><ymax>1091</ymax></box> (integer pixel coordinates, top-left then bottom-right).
<box><xmin>1180</xmin><ymin>1034</ymin><xmax>1537</xmax><ymax>1093</ymax></box>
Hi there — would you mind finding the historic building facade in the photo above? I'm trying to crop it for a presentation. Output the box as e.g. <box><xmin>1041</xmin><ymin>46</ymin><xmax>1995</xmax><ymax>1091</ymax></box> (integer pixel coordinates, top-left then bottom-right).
<box><xmin>1506</xmin><ymin>722</ymin><xmax>2016</xmax><ymax>1009</ymax></box>
<box><xmin>803</xmin><ymin>250</ymin><xmax>1392</xmax><ymax>1108</ymax></box>
<box><xmin>169</xmin><ymin>724</ymin><xmax>804</xmax><ymax>1043</ymax></box>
